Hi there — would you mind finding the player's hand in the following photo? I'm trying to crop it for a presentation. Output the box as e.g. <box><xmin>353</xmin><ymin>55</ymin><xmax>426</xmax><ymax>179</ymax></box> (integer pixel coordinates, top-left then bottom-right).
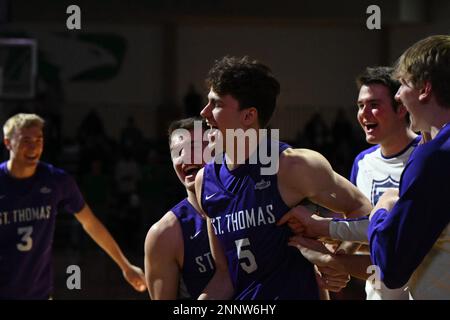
<box><xmin>277</xmin><ymin>205</ymin><xmax>330</xmax><ymax>238</ymax></box>
<box><xmin>315</xmin><ymin>265</ymin><xmax>350</xmax><ymax>292</ymax></box>
<box><xmin>369</xmin><ymin>188</ymin><xmax>399</xmax><ymax>219</ymax></box>
<box><xmin>286</xmin><ymin>217</ymin><xmax>306</xmax><ymax>234</ymax></box>
<box><xmin>288</xmin><ymin>234</ymin><xmax>332</xmax><ymax>265</ymax></box>
<box><xmin>290</xmin><ymin>236</ymin><xmax>349</xmax><ymax>292</ymax></box>
<box><xmin>123</xmin><ymin>264</ymin><xmax>147</xmax><ymax>292</ymax></box>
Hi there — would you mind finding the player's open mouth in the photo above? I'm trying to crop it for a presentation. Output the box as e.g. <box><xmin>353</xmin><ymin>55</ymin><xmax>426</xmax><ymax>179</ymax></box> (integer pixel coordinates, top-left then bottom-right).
<box><xmin>207</xmin><ymin>125</ymin><xmax>220</xmax><ymax>143</ymax></box>
<box><xmin>364</xmin><ymin>123</ymin><xmax>378</xmax><ymax>133</ymax></box>
<box><xmin>183</xmin><ymin>165</ymin><xmax>201</xmax><ymax>179</ymax></box>
<box><xmin>25</xmin><ymin>155</ymin><xmax>39</xmax><ymax>161</ymax></box>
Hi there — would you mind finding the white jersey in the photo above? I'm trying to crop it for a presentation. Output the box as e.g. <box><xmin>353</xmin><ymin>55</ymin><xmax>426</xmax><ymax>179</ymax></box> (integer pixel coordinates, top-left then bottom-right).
<box><xmin>330</xmin><ymin>137</ymin><xmax>420</xmax><ymax>300</ymax></box>
<box><xmin>350</xmin><ymin>139</ymin><xmax>419</xmax><ymax>205</ymax></box>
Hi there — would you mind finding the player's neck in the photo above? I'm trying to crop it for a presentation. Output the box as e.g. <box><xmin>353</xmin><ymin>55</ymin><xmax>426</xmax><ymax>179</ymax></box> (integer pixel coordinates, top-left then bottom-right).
<box><xmin>186</xmin><ymin>190</ymin><xmax>201</xmax><ymax>213</ymax></box>
<box><xmin>7</xmin><ymin>160</ymin><xmax>37</xmax><ymax>179</ymax></box>
<box><xmin>380</xmin><ymin>128</ymin><xmax>417</xmax><ymax>158</ymax></box>
<box><xmin>429</xmin><ymin>109</ymin><xmax>450</xmax><ymax>139</ymax></box>
<box><xmin>225</xmin><ymin>127</ymin><xmax>261</xmax><ymax>171</ymax></box>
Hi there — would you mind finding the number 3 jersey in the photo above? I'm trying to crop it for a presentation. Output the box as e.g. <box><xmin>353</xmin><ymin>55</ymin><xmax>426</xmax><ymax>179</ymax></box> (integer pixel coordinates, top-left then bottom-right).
<box><xmin>0</xmin><ymin>161</ymin><xmax>85</xmax><ymax>299</ymax></box>
<box><xmin>201</xmin><ymin>141</ymin><xmax>319</xmax><ymax>300</ymax></box>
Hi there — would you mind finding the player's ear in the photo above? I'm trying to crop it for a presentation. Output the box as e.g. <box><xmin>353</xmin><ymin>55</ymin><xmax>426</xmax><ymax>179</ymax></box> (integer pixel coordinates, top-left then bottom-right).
<box><xmin>3</xmin><ymin>138</ymin><xmax>12</xmax><ymax>151</ymax></box>
<box><xmin>418</xmin><ymin>81</ymin><xmax>432</xmax><ymax>102</ymax></box>
<box><xmin>242</xmin><ymin>107</ymin><xmax>258</xmax><ymax>126</ymax></box>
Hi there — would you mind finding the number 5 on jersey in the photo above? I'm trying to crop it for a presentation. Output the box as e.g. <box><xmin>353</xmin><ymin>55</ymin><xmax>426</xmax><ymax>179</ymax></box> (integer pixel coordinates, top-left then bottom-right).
<box><xmin>235</xmin><ymin>238</ymin><xmax>258</xmax><ymax>273</ymax></box>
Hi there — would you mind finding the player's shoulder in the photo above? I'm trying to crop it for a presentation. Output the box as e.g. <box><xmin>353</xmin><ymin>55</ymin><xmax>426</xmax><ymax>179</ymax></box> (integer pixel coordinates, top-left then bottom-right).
<box><xmin>354</xmin><ymin>144</ymin><xmax>380</xmax><ymax>162</ymax></box>
<box><xmin>409</xmin><ymin>136</ymin><xmax>450</xmax><ymax>175</ymax></box>
<box><xmin>147</xmin><ymin>210</ymin><xmax>181</xmax><ymax>241</ymax></box>
<box><xmin>278</xmin><ymin>149</ymin><xmax>334</xmax><ymax>196</ymax></box>
<box><xmin>36</xmin><ymin>163</ymin><xmax>78</xmax><ymax>192</ymax></box>
<box><xmin>281</xmin><ymin>147</ymin><xmax>318</xmax><ymax>163</ymax></box>
<box><xmin>145</xmin><ymin>210</ymin><xmax>182</xmax><ymax>254</ymax></box>
<box><xmin>280</xmin><ymin>148</ymin><xmax>330</xmax><ymax>172</ymax></box>
<box><xmin>0</xmin><ymin>161</ymin><xmax>8</xmax><ymax>178</ymax></box>
<box><xmin>37</xmin><ymin>162</ymin><xmax>71</xmax><ymax>179</ymax></box>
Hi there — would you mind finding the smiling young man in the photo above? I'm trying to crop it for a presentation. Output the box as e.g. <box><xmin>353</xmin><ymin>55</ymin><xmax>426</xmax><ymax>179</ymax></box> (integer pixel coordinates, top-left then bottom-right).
<box><xmin>281</xmin><ymin>67</ymin><xmax>420</xmax><ymax>300</ymax></box>
<box><xmin>195</xmin><ymin>56</ymin><xmax>372</xmax><ymax>300</ymax></box>
<box><xmin>368</xmin><ymin>35</ymin><xmax>450</xmax><ymax>299</ymax></box>
<box><xmin>0</xmin><ymin>113</ymin><xmax>146</xmax><ymax>299</ymax></box>
<box><xmin>353</xmin><ymin>67</ymin><xmax>419</xmax><ymax>203</ymax></box>
<box><xmin>144</xmin><ymin>117</ymin><xmax>215</xmax><ymax>299</ymax></box>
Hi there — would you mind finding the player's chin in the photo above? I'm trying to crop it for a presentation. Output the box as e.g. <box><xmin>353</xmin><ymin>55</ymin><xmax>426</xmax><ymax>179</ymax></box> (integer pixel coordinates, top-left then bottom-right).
<box><xmin>185</xmin><ymin>180</ymin><xmax>196</xmax><ymax>192</ymax></box>
<box><xmin>365</xmin><ymin>134</ymin><xmax>379</xmax><ymax>145</ymax></box>
<box><xmin>184</xmin><ymin>174</ymin><xmax>197</xmax><ymax>189</ymax></box>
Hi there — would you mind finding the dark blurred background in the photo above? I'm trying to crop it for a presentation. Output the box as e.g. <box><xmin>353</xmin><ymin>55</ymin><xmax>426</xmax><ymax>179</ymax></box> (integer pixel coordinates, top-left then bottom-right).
<box><xmin>0</xmin><ymin>0</ymin><xmax>449</xmax><ymax>299</ymax></box>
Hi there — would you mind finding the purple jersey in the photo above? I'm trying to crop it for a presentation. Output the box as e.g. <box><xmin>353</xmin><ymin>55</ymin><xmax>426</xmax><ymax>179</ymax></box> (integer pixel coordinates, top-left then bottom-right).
<box><xmin>0</xmin><ymin>161</ymin><xmax>85</xmax><ymax>299</ymax></box>
<box><xmin>369</xmin><ymin>124</ymin><xmax>450</xmax><ymax>296</ymax></box>
<box><xmin>201</xmin><ymin>141</ymin><xmax>319</xmax><ymax>300</ymax></box>
<box><xmin>170</xmin><ymin>198</ymin><xmax>214</xmax><ymax>299</ymax></box>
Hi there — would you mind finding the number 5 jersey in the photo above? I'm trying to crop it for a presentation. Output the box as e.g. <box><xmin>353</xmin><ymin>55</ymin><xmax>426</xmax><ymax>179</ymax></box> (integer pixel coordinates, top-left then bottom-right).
<box><xmin>201</xmin><ymin>141</ymin><xmax>319</xmax><ymax>300</ymax></box>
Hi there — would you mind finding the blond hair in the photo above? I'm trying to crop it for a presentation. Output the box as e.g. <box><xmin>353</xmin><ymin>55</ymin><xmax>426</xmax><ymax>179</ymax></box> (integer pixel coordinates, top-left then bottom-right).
<box><xmin>394</xmin><ymin>35</ymin><xmax>450</xmax><ymax>108</ymax></box>
<box><xmin>3</xmin><ymin>113</ymin><xmax>45</xmax><ymax>140</ymax></box>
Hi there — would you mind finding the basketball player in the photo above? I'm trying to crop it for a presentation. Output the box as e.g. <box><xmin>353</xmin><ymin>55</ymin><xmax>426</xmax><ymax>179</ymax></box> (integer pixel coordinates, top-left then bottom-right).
<box><xmin>195</xmin><ymin>56</ymin><xmax>372</xmax><ymax>299</ymax></box>
<box><xmin>0</xmin><ymin>113</ymin><xmax>146</xmax><ymax>299</ymax></box>
<box><xmin>144</xmin><ymin>117</ymin><xmax>214</xmax><ymax>299</ymax></box>
<box><xmin>286</xmin><ymin>37</ymin><xmax>450</xmax><ymax>299</ymax></box>
<box><xmin>368</xmin><ymin>35</ymin><xmax>450</xmax><ymax>299</ymax></box>
<box><xmin>280</xmin><ymin>66</ymin><xmax>420</xmax><ymax>299</ymax></box>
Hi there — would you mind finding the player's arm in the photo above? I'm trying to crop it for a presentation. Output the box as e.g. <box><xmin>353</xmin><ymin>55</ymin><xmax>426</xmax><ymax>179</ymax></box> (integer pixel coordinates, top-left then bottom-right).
<box><xmin>279</xmin><ymin>149</ymin><xmax>372</xmax><ymax>218</ymax></box>
<box><xmin>279</xmin><ymin>149</ymin><xmax>372</xmax><ymax>257</ymax></box>
<box><xmin>279</xmin><ymin>205</ymin><xmax>373</xmax><ymax>281</ymax></box>
<box><xmin>289</xmin><ymin>235</ymin><xmax>374</xmax><ymax>280</ymax></box>
<box><xmin>278</xmin><ymin>205</ymin><xmax>370</xmax><ymax>243</ymax></box>
<box><xmin>144</xmin><ymin>212</ymin><xmax>182</xmax><ymax>299</ymax></box>
<box><xmin>195</xmin><ymin>168</ymin><xmax>234</xmax><ymax>300</ymax></box>
<box><xmin>368</xmin><ymin>161</ymin><xmax>449</xmax><ymax>289</ymax></box>
<box><xmin>75</xmin><ymin>204</ymin><xmax>146</xmax><ymax>292</ymax></box>
<box><xmin>279</xmin><ymin>150</ymin><xmax>370</xmax><ymax>242</ymax></box>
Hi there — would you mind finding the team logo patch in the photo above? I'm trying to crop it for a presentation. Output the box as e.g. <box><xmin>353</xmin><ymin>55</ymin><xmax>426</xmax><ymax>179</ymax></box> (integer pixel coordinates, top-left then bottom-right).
<box><xmin>371</xmin><ymin>176</ymin><xmax>399</xmax><ymax>204</ymax></box>
<box><xmin>40</xmin><ymin>186</ymin><xmax>52</xmax><ymax>194</ymax></box>
<box><xmin>254</xmin><ymin>179</ymin><xmax>271</xmax><ymax>190</ymax></box>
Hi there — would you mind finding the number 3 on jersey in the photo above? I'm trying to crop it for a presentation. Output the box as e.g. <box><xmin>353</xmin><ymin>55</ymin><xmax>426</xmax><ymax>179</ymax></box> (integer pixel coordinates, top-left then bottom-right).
<box><xmin>17</xmin><ymin>226</ymin><xmax>33</xmax><ymax>251</ymax></box>
<box><xmin>235</xmin><ymin>238</ymin><xmax>257</xmax><ymax>273</ymax></box>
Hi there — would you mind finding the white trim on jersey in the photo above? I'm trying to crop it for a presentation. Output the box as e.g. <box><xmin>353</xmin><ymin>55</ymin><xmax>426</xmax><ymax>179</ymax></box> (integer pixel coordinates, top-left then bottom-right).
<box><xmin>351</xmin><ymin>138</ymin><xmax>419</xmax><ymax>300</ymax></box>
